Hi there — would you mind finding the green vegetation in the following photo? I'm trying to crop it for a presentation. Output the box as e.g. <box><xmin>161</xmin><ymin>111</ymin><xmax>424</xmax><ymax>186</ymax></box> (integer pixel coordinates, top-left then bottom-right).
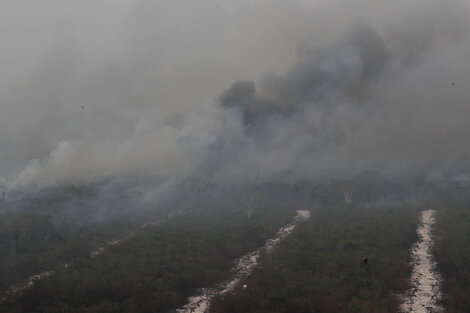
<box><xmin>0</xmin><ymin>212</ymin><xmax>141</xmax><ymax>294</ymax></box>
<box><xmin>3</xmin><ymin>180</ymin><xmax>452</xmax><ymax>313</ymax></box>
<box><xmin>434</xmin><ymin>206</ymin><xmax>470</xmax><ymax>313</ymax></box>
<box><xmin>0</xmin><ymin>183</ymin><xmax>173</xmax><ymax>294</ymax></box>
<box><xmin>1</xmin><ymin>204</ymin><xmax>296</xmax><ymax>313</ymax></box>
<box><xmin>210</xmin><ymin>206</ymin><xmax>419</xmax><ymax>313</ymax></box>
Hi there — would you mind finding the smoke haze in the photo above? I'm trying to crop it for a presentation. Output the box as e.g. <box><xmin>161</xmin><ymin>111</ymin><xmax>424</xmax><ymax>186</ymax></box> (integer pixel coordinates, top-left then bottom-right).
<box><xmin>1</xmin><ymin>0</ymin><xmax>470</xmax><ymax>190</ymax></box>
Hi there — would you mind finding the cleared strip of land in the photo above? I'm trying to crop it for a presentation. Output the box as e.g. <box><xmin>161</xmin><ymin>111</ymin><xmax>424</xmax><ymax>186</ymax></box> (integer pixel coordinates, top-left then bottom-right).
<box><xmin>210</xmin><ymin>206</ymin><xmax>418</xmax><ymax>313</ymax></box>
<box><xmin>177</xmin><ymin>210</ymin><xmax>310</xmax><ymax>313</ymax></box>
<box><xmin>1</xmin><ymin>205</ymin><xmax>298</xmax><ymax>313</ymax></box>
<box><xmin>401</xmin><ymin>210</ymin><xmax>442</xmax><ymax>313</ymax></box>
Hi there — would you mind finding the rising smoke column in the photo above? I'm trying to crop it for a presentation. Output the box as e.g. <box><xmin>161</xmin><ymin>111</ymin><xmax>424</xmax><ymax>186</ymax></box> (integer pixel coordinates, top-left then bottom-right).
<box><xmin>3</xmin><ymin>0</ymin><xmax>470</xmax><ymax>190</ymax></box>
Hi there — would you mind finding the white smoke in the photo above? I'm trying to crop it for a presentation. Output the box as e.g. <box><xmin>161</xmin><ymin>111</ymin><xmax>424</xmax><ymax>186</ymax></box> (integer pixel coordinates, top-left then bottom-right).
<box><xmin>2</xmin><ymin>0</ymin><xmax>470</xmax><ymax>190</ymax></box>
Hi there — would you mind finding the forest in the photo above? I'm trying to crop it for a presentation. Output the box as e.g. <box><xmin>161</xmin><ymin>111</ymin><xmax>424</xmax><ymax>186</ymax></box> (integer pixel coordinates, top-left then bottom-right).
<box><xmin>1</xmin><ymin>180</ymin><xmax>470</xmax><ymax>313</ymax></box>
<box><xmin>210</xmin><ymin>205</ymin><xmax>419</xmax><ymax>313</ymax></box>
<box><xmin>0</xmin><ymin>183</ymin><xmax>299</xmax><ymax>313</ymax></box>
<box><xmin>434</xmin><ymin>205</ymin><xmax>470</xmax><ymax>313</ymax></box>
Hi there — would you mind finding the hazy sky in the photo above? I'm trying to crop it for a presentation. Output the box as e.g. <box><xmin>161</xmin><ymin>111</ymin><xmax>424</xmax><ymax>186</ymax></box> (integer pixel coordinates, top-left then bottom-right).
<box><xmin>1</xmin><ymin>0</ymin><xmax>470</xmax><ymax>189</ymax></box>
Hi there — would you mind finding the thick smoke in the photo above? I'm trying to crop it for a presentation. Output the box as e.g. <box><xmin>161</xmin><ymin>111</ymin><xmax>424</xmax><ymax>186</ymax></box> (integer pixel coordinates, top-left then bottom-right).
<box><xmin>211</xmin><ymin>6</ymin><xmax>470</xmax><ymax>182</ymax></box>
<box><xmin>218</xmin><ymin>24</ymin><xmax>389</xmax><ymax>129</ymax></box>
<box><xmin>1</xmin><ymin>0</ymin><xmax>470</xmax><ymax>190</ymax></box>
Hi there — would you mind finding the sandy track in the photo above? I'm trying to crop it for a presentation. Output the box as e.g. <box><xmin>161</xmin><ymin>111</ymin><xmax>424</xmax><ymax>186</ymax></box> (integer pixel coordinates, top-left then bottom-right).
<box><xmin>401</xmin><ymin>209</ymin><xmax>442</xmax><ymax>313</ymax></box>
<box><xmin>176</xmin><ymin>210</ymin><xmax>311</xmax><ymax>313</ymax></box>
